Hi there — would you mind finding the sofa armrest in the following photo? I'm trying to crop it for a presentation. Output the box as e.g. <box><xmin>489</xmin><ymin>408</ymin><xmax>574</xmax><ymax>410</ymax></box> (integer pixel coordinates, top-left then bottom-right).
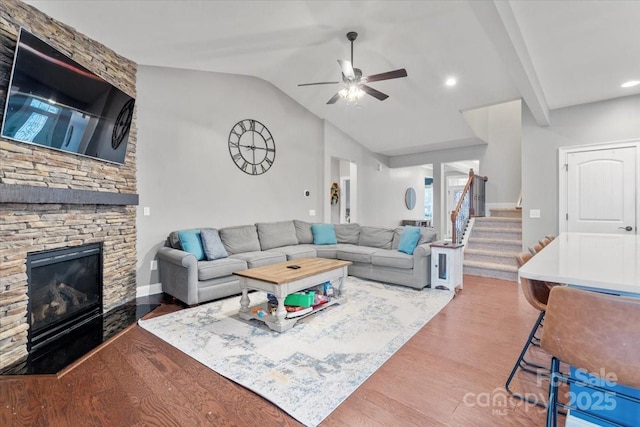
<box><xmin>413</xmin><ymin>243</ymin><xmax>433</xmax><ymax>286</ymax></box>
<box><xmin>413</xmin><ymin>243</ymin><xmax>432</xmax><ymax>258</ymax></box>
<box><xmin>157</xmin><ymin>247</ymin><xmax>199</xmax><ymax>305</ymax></box>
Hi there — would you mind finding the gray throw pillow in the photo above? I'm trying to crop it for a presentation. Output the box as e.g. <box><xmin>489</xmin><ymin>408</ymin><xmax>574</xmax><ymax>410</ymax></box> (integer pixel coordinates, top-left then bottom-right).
<box><xmin>201</xmin><ymin>229</ymin><xmax>228</xmax><ymax>260</ymax></box>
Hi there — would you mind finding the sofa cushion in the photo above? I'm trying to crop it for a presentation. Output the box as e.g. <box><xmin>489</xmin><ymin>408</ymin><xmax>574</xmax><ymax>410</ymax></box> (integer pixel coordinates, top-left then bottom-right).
<box><xmin>417</xmin><ymin>227</ymin><xmax>438</xmax><ymax>245</ymax></box>
<box><xmin>358</xmin><ymin>226</ymin><xmax>394</xmax><ymax>249</ymax></box>
<box><xmin>219</xmin><ymin>225</ymin><xmax>261</xmax><ymax>255</ymax></box>
<box><xmin>336</xmin><ymin>246</ymin><xmax>378</xmax><ymax>263</ymax></box>
<box><xmin>178</xmin><ymin>230</ymin><xmax>205</xmax><ymax>261</ymax></box>
<box><xmin>314</xmin><ymin>244</ymin><xmax>339</xmax><ymax>259</ymax></box>
<box><xmin>392</xmin><ymin>226</ymin><xmax>438</xmax><ymax>249</ymax></box>
<box><xmin>197</xmin><ymin>257</ymin><xmax>248</xmax><ymax>281</ymax></box>
<box><xmin>398</xmin><ymin>226</ymin><xmax>421</xmax><ymax>255</ymax></box>
<box><xmin>266</xmin><ymin>245</ymin><xmax>316</xmax><ymax>260</ymax></box>
<box><xmin>311</xmin><ymin>223</ymin><xmax>338</xmax><ymax>245</ymax></box>
<box><xmin>293</xmin><ymin>220</ymin><xmax>314</xmax><ymax>244</ymax></box>
<box><xmin>334</xmin><ymin>223</ymin><xmax>360</xmax><ymax>244</ymax></box>
<box><xmin>229</xmin><ymin>251</ymin><xmax>286</xmax><ymax>268</ymax></box>
<box><xmin>201</xmin><ymin>229</ymin><xmax>228</xmax><ymax>260</ymax></box>
<box><xmin>257</xmin><ymin>221</ymin><xmax>298</xmax><ymax>250</ymax></box>
<box><xmin>371</xmin><ymin>250</ymin><xmax>414</xmax><ymax>269</ymax></box>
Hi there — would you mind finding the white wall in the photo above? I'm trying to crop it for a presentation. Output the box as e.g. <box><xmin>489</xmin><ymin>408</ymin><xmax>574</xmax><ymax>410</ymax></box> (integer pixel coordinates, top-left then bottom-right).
<box><xmin>136</xmin><ymin>66</ymin><xmax>433</xmax><ymax>288</ymax></box>
<box><xmin>323</xmin><ymin>121</ymin><xmax>429</xmax><ymax>228</ymax></box>
<box><xmin>521</xmin><ymin>94</ymin><xmax>640</xmax><ymax>249</ymax></box>
<box><xmin>136</xmin><ymin>65</ymin><xmax>325</xmax><ymax>286</ymax></box>
<box><xmin>364</xmin><ymin>164</ymin><xmax>427</xmax><ymax>227</ymax></box>
<box><xmin>390</xmin><ymin>100</ymin><xmax>522</xmax><ymax>237</ymax></box>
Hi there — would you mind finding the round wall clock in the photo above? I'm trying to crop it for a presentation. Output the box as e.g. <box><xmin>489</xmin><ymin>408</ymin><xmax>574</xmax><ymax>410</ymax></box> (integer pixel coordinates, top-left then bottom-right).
<box><xmin>112</xmin><ymin>99</ymin><xmax>135</xmax><ymax>150</ymax></box>
<box><xmin>228</xmin><ymin>119</ymin><xmax>276</xmax><ymax>175</ymax></box>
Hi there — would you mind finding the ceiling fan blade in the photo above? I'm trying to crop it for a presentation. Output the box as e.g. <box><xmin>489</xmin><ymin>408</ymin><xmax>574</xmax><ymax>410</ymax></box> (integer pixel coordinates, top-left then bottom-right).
<box><xmin>362</xmin><ymin>68</ymin><xmax>408</xmax><ymax>83</ymax></box>
<box><xmin>327</xmin><ymin>93</ymin><xmax>341</xmax><ymax>104</ymax></box>
<box><xmin>298</xmin><ymin>81</ymin><xmax>339</xmax><ymax>87</ymax></box>
<box><xmin>360</xmin><ymin>84</ymin><xmax>389</xmax><ymax>101</ymax></box>
<box><xmin>337</xmin><ymin>59</ymin><xmax>355</xmax><ymax>79</ymax></box>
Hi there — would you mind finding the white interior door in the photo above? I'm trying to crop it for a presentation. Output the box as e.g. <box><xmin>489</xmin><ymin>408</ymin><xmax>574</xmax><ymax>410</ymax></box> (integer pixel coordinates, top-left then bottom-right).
<box><xmin>566</xmin><ymin>146</ymin><xmax>636</xmax><ymax>234</ymax></box>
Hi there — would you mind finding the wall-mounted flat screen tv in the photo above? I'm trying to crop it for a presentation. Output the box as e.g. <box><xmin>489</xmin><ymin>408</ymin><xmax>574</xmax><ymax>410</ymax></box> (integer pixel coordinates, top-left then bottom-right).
<box><xmin>1</xmin><ymin>28</ymin><xmax>135</xmax><ymax>165</ymax></box>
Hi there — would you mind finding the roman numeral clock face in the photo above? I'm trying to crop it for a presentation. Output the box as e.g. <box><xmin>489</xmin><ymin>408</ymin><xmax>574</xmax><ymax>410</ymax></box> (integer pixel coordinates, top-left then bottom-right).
<box><xmin>228</xmin><ymin>119</ymin><xmax>276</xmax><ymax>175</ymax></box>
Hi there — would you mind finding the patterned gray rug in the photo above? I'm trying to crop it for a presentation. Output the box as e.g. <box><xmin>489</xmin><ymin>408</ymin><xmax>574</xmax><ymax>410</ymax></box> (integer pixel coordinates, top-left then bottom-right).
<box><xmin>138</xmin><ymin>276</ymin><xmax>454</xmax><ymax>426</ymax></box>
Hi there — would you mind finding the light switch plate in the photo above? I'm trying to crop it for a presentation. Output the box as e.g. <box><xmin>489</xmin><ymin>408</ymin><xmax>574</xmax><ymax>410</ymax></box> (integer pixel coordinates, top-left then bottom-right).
<box><xmin>529</xmin><ymin>209</ymin><xmax>541</xmax><ymax>218</ymax></box>
<box><xmin>309</xmin><ymin>209</ymin><xmax>316</xmax><ymax>216</ymax></box>
<box><xmin>150</xmin><ymin>260</ymin><xmax>157</xmax><ymax>270</ymax></box>
<box><xmin>143</xmin><ymin>207</ymin><xmax>151</xmax><ymax>216</ymax></box>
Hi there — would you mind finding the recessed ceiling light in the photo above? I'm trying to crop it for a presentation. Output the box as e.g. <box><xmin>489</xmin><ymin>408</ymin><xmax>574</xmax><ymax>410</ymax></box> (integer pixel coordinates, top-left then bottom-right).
<box><xmin>621</xmin><ymin>80</ymin><xmax>640</xmax><ymax>88</ymax></box>
<box><xmin>445</xmin><ymin>77</ymin><xmax>457</xmax><ymax>87</ymax></box>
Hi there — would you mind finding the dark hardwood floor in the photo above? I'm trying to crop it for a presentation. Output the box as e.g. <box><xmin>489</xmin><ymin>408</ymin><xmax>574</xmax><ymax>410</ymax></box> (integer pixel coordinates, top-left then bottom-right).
<box><xmin>1</xmin><ymin>275</ymin><xmax>556</xmax><ymax>426</ymax></box>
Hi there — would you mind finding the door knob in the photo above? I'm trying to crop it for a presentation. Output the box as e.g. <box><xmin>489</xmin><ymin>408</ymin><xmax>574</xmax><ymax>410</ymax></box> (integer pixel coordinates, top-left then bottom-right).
<box><xmin>618</xmin><ymin>226</ymin><xmax>633</xmax><ymax>231</ymax></box>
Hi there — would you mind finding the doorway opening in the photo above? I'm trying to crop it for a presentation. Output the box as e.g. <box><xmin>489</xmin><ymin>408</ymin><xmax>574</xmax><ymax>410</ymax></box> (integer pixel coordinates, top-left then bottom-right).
<box><xmin>330</xmin><ymin>157</ymin><xmax>357</xmax><ymax>224</ymax></box>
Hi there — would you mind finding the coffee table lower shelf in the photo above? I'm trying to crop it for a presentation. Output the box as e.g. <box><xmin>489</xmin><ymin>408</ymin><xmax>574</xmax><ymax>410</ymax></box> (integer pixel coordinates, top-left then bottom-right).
<box><xmin>238</xmin><ymin>297</ymin><xmax>345</xmax><ymax>331</ymax></box>
<box><xmin>234</xmin><ymin>258</ymin><xmax>352</xmax><ymax>332</ymax></box>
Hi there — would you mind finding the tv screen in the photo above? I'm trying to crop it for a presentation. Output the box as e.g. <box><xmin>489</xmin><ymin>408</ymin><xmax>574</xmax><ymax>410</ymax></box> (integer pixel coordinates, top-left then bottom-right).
<box><xmin>1</xmin><ymin>28</ymin><xmax>135</xmax><ymax>165</ymax></box>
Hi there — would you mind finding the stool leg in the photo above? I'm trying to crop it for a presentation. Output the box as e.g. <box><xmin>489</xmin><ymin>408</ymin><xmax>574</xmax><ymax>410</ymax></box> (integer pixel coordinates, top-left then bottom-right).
<box><xmin>546</xmin><ymin>357</ymin><xmax>560</xmax><ymax>427</ymax></box>
<box><xmin>505</xmin><ymin>310</ymin><xmax>547</xmax><ymax>407</ymax></box>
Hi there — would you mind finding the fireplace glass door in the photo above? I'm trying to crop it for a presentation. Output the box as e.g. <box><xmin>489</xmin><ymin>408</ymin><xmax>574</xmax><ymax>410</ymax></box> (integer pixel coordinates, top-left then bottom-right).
<box><xmin>27</xmin><ymin>243</ymin><xmax>103</xmax><ymax>350</ymax></box>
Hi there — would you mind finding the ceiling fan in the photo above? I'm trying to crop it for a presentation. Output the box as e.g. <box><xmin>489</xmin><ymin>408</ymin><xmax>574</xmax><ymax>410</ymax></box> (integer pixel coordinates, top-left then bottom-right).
<box><xmin>298</xmin><ymin>31</ymin><xmax>408</xmax><ymax>104</ymax></box>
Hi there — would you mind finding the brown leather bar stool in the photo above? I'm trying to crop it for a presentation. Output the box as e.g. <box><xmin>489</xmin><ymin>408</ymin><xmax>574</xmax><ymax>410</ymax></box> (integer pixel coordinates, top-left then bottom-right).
<box><xmin>529</xmin><ymin>242</ymin><xmax>544</xmax><ymax>255</ymax></box>
<box><xmin>539</xmin><ymin>236</ymin><xmax>553</xmax><ymax>247</ymax></box>
<box><xmin>541</xmin><ymin>286</ymin><xmax>640</xmax><ymax>427</ymax></box>
<box><xmin>505</xmin><ymin>252</ymin><xmax>553</xmax><ymax>407</ymax></box>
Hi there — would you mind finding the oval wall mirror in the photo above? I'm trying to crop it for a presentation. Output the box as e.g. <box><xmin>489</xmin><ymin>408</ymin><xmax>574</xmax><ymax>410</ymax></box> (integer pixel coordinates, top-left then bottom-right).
<box><xmin>405</xmin><ymin>187</ymin><xmax>416</xmax><ymax>210</ymax></box>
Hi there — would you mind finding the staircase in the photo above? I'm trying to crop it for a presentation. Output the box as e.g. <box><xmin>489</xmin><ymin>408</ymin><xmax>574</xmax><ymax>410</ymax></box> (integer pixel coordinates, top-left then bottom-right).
<box><xmin>463</xmin><ymin>208</ymin><xmax>522</xmax><ymax>281</ymax></box>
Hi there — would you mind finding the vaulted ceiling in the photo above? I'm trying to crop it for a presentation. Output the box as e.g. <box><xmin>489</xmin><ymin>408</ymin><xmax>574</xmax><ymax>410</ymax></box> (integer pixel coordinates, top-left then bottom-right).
<box><xmin>25</xmin><ymin>0</ymin><xmax>640</xmax><ymax>157</ymax></box>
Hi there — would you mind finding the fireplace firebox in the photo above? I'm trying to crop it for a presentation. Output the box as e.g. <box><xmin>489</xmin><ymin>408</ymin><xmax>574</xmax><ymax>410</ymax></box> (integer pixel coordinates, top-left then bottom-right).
<box><xmin>27</xmin><ymin>243</ymin><xmax>103</xmax><ymax>351</ymax></box>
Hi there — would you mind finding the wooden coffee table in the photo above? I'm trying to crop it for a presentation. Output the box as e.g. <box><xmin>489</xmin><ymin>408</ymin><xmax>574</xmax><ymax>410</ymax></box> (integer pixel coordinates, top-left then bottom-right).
<box><xmin>233</xmin><ymin>258</ymin><xmax>351</xmax><ymax>332</ymax></box>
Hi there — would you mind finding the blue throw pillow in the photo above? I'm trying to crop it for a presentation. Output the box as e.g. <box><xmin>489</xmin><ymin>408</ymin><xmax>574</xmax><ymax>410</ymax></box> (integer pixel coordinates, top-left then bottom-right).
<box><xmin>178</xmin><ymin>230</ymin><xmax>205</xmax><ymax>261</ymax></box>
<box><xmin>311</xmin><ymin>223</ymin><xmax>338</xmax><ymax>245</ymax></box>
<box><xmin>201</xmin><ymin>229</ymin><xmax>228</xmax><ymax>260</ymax></box>
<box><xmin>398</xmin><ymin>226</ymin><xmax>422</xmax><ymax>255</ymax></box>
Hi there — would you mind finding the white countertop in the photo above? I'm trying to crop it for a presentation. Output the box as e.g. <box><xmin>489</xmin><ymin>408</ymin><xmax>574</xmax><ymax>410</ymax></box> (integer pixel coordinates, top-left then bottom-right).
<box><xmin>518</xmin><ymin>232</ymin><xmax>640</xmax><ymax>296</ymax></box>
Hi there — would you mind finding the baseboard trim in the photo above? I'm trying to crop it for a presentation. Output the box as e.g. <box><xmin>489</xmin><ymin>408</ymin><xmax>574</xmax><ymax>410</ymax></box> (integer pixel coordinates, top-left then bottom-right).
<box><xmin>137</xmin><ymin>282</ymin><xmax>163</xmax><ymax>298</ymax></box>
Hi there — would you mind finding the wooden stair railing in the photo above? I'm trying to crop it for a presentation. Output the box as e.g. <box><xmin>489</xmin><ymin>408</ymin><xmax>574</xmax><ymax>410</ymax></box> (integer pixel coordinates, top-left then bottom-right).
<box><xmin>451</xmin><ymin>169</ymin><xmax>488</xmax><ymax>244</ymax></box>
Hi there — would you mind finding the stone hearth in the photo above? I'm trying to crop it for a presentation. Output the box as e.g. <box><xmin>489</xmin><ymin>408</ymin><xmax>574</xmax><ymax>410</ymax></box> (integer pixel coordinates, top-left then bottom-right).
<box><xmin>0</xmin><ymin>0</ymin><xmax>138</xmax><ymax>370</ymax></box>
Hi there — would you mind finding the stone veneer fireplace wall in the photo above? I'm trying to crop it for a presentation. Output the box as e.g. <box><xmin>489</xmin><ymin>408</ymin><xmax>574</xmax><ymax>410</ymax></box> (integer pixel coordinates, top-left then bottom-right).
<box><xmin>0</xmin><ymin>0</ymin><xmax>138</xmax><ymax>369</ymax></box>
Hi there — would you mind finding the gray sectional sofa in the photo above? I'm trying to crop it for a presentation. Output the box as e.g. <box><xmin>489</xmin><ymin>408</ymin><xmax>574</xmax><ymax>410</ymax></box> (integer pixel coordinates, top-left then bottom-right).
<box><xmin>157</xmin><ymin>220</ymin><xmax>437</xmax><ymax>305</ymax></box>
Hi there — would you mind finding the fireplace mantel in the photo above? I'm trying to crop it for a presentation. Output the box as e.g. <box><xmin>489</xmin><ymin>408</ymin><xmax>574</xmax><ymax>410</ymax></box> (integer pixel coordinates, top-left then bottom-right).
<box><xmin>0</xmin><ymin>184</ymin><xmax>139</xmax><ymax>206</ymax></box>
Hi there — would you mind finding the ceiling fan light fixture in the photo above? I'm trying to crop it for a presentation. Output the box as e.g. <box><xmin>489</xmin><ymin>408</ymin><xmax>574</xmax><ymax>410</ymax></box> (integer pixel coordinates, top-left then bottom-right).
<box><xmin>339</xmin><ymin>85</ymin><xmax>365</xmax><ymax>102</ymax></box>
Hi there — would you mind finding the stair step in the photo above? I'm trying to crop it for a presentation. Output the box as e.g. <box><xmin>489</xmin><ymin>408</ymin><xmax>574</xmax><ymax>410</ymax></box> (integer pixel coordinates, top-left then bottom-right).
<box><xmin>471</xmin><ymin>226</ymin><xmax>522</xmax><ymax>239</ymax></box>
<box><xmin>464</xmin><ymin>259</ymin><xmax>518</xmax><ymax>272</ymax></box>
<box><xmin>464</xmin><ymin>248</ymin><xmax>519</xmax><ymax>265</ymax></box>
<box><xmin>467</xmin><ymin>237</ymin><xmax>522</xmax><ymax>251</ymax></box>
<box><xmin>463</xmin><ymin>260</ymin><xmax>518</xmax><ymax>282</ymax></box>
<box><xmin>464</xmin><ymin>266</ymin><xmax>518</xmax><ymax>282</ymax></box>
<box><xmin>489</xmin><ymin>208</ymin><xmax>522</xmax><ymax>219</ymax></box>
<box><xmin>474</xmin><ymin>217</ymin><xmax>522</xmax><ymax>229</ymax></box>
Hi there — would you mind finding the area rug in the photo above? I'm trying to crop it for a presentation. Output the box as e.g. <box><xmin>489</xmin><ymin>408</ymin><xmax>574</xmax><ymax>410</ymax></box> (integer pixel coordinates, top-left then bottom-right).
<box><xmin>138</xmin><ymin>277</ymin><xmax>454</xmax><ymax>426</ymax></box>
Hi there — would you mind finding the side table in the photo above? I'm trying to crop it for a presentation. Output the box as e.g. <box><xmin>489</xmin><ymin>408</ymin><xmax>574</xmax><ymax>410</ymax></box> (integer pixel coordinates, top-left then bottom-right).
<box><xmin>430</xmin><ymin>241</ymin><xmax>464</xmax><ymax>291</ymax></box>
